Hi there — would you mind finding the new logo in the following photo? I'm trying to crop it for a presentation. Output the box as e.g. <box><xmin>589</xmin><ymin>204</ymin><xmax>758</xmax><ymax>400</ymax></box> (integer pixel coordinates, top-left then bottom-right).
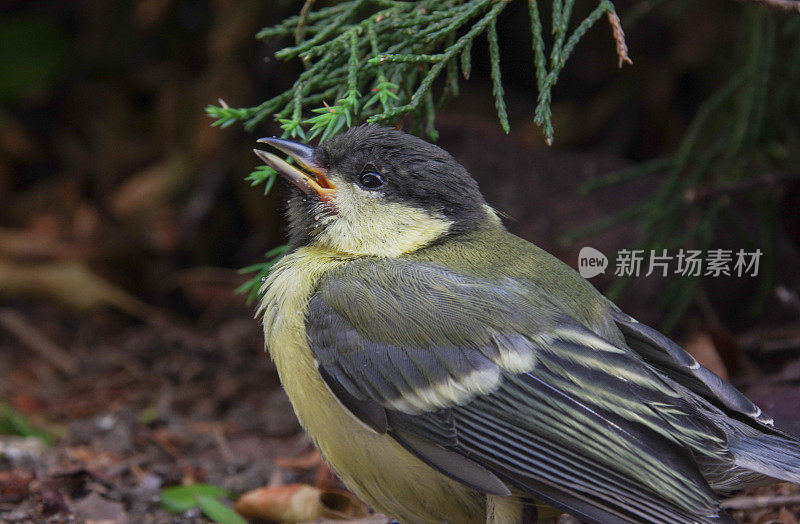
<box><xmin>578</xmin><ymin>247</ymin><xmax>608</xmax><ymax>279</ymax></box>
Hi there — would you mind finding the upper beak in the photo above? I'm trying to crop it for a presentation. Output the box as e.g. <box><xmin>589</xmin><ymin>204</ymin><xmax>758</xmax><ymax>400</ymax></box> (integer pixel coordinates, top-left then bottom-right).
<box><xmin>253</xmin><ymin>137</ymin><xmax>335</xmax><ymax>201</ymax></box>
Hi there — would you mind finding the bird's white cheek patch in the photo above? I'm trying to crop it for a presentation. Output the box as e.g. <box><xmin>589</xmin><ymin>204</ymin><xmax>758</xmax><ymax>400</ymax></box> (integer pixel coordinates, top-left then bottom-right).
<box><xmin>314</xmin><ymin>184</ymin><xmax>453</xmax><ymax>257</ymax></box>
<box><xmin>385</xmin><ymin>366</ymin><xmax>502</xmax><ymax>414</ymax></box>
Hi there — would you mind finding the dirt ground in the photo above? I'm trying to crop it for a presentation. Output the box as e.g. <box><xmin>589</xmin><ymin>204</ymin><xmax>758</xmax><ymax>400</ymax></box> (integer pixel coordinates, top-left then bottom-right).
<box><xmin>3</xmin><ymin>1</ymin><xmax>800</xmax><ymax>523</ymax></box>
<box><xmin>2</xmin><ymin>285</ymin><xmax>800</xmax><ymax>523</ymax></box>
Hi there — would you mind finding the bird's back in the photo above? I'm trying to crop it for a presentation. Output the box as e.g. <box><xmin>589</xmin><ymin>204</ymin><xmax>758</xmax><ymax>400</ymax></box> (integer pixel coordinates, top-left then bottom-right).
<box><xmin>408</xmin><ymin>225</ymin><xmax>800</xmax><ymax>494</ymax></box>
<box><xmin>255</xmin><ymin>124</ymin><xmax>800</xmax><ymax>523</ymax></box>
<box><xmin>406</xmin><ymin>225</ymin><xmax>624</xmax><ymax>342</ymax></box>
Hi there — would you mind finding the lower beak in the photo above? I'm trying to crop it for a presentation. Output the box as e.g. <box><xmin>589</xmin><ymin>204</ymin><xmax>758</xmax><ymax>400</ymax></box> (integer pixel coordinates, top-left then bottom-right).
<box><xmin>254</xmin><ymin>138</ymin><xmax>335</xmax><ymax>201</ymax></box>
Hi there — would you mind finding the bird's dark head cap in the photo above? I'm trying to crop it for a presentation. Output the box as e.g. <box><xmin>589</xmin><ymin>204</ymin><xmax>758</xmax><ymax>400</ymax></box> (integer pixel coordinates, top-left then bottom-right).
<box><xmin>319</xmin><ymin>125</ymin><xmax>487</xmax><ymax>225</ymax></box>
<box><xmin>255</xmin><ymin>125</ymin><xmax>497</xmax><ymax>256</ymax></box>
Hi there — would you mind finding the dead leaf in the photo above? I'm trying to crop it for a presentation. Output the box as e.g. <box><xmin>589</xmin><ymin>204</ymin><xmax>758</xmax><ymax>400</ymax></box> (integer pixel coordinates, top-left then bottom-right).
<box><xmin>0</xmin><ymin>261</ymin><xmax>156</xmax><ymax>319</ymax></box>
<box><xmin>777</xmin><ymin>507</ymin><xmax>798</xmax><ymax>524</ymax></box>
<box><xmin>309</xmin><ymin>517</ymin><xmax>392</xmax><ymax>524</ymax></box>
<box><xmin>234</xmin><ymin>484</ymin><xmax>368</xmax><ymax>523</ymax></box>
<box><xmin>0</xmin><ymin>468</ymin><xmax>34</xmax><ymax>503</ymax></box>
<box><xmin>70</xmin><ymin>492</ymin><xmax>128</xmax><ymax>524</ymax></box>
<box><xmin>0</xmin><ymin>227</ymin><xmax>90</xmax><ymax>260</ymax></box>
<box><xmin>108</xmin><ymin>154</ymin><xmax>190</xmax><ymax>218</ymax></box>
<box><xmin>684</xmin><ymin>330</ymin><xmax>728</xmax><ymax>379</ymax></box>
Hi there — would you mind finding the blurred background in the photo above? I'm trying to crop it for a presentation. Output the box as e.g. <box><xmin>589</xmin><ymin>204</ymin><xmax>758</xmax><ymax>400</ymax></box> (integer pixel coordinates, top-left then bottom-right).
<box><xmin>1</xmin><ymin>0</ymin><xmax>799</xmax><ymax>522</ymax></box>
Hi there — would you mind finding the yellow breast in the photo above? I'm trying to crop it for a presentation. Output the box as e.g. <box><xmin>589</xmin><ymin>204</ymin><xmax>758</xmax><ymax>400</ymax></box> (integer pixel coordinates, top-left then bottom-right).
<box><xmin>259</xmin><ymin>246</ymin><xmax>485</xmax><ymax>524</ymax></box>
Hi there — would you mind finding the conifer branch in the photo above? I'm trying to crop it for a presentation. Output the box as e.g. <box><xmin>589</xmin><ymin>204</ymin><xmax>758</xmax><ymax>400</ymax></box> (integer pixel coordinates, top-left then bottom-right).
<box><xmin>208</xmin><ymin>0</ymin><xmax>629</xmax><ymax>147</ymax></box>
<box><xmin>214</xmin><ymin>0</ymin><xmax>633</xmax><ymax>301</ymax></box>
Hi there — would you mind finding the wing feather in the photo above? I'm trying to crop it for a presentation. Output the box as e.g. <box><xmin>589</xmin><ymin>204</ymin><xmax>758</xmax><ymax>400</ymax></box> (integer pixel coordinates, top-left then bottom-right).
<box><xmin>610</xmin><ymin>309</ymin><xmax>778</xmax><ymax>429</ymax></box>
<box><xmin>307</xmin><ymin>258</ymin><xmax>735</xmax><ymax>523</ymax></box>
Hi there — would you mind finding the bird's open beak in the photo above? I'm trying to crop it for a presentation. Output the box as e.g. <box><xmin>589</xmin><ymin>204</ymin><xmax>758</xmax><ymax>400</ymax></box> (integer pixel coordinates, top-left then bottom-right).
<box><xmin>253</xmin><ymin>138</ymin><xmax>335</xmax><ymax>201</ymax></box>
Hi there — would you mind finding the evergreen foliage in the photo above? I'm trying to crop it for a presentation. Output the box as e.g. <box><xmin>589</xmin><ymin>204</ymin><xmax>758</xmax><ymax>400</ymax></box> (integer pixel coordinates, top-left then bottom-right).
<box><xmin>207</xmin><ymin>0</ymin><xmax>628</xmax><ymax>147</ymax></box>
<box><xmin>216</xmin><ymin>1</ymin><xmax>798</xmax><ymax>331</ymax></box>
<box><xmin>213</xmin><ymin>0</ymin><xmax>629</xmax><ymax>302</ymax></box>
<box><xmin>571</xmin><ymin>7</ymin><xmax>800</xmax><ymax>331</ymax></box>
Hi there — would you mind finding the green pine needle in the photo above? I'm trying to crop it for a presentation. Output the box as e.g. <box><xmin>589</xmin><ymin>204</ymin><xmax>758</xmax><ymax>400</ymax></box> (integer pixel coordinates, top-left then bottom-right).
<box><xmin>217</xmin><ymin>0</ymin><xmax>630</xmax><ymax>306</ymax></box>
<box><xmin>208</xmin><ymin>0</ymin><xmax>626</xmax><ymax>143</ymax></box>
<box><xmin>565</xmin><ymin>7</ymin><xmax>799</xmax><ymax>332</ymax></box>
<box><xmin>487</xmin><ymin>16</ymin><xmax>509</xmax><ymax>134</ymax></box>
<box><xmin>236</xmin><ymin>244</ymin><xmax>291</xmax><ymax>304</ymax></box>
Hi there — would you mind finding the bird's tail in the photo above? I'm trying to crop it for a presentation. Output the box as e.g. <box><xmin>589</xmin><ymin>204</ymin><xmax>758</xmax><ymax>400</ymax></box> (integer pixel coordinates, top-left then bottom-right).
<box><xmin>730</xmin><ymin>430</ymin><xmax>800</xmax><ymax>485</ymax></box>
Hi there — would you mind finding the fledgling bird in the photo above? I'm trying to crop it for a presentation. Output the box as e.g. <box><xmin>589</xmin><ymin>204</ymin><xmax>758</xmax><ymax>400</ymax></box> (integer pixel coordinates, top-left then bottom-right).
<box><xmin>253</xmin><ymin>125</ymin><xmax>800</xmax><ymax>524</ymax></box>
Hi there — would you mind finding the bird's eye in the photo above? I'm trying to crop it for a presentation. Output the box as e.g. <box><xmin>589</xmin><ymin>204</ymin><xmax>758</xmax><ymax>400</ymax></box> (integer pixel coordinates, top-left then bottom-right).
<box><xmin>357</xmin><ymin>171</ymin><xmax>385</xmax><ymax>190</ymax></box>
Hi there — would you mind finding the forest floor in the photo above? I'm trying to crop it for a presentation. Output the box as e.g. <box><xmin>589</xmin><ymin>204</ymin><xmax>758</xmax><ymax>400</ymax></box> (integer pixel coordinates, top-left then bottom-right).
<box><xmin>1</xmin><ymin>296</ymin><xmax>800</xmax><ymax>523</ymax></box>
<box><xmin>4</xmin><ymin>1</ymin><xmax>800</xmax><ymax>522</ymax></box>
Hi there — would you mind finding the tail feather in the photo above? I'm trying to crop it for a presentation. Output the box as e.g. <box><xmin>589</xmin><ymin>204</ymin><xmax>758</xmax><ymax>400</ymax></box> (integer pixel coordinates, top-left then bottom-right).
<box><xmin>731</xmin><ymin>432</ymin><xmax>800</xmax><ymax>485</ymax></box>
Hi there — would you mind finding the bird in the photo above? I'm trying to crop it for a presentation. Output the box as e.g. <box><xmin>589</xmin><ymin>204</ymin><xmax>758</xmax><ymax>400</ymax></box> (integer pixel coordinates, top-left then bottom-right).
<box><xmin>253</xmin><ymin>125</ymin><xmax>800</xmax><ymax>524</ymax></box>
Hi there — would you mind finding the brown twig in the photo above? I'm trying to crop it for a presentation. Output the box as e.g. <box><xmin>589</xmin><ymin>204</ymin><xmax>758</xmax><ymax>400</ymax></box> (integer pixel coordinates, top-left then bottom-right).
<box><xmin>211</xmin><ymin>424</ymin><xmax>235</xmax><ymax>463</ymax></box>
<box><xmin>0</xmin><ymin>228</ymin><xmax>93</xmax><ymax>260</ymax></box>
<box><xmin>684</xmin><ymin>172</ymin><xmax>800</xmax><ymax>204</ymax></box>
<box><xmin>606</xmin><ymin>9</ymin><xmax>632</xmax><ymax>68</ymax></box>
<box><xmin>722</xmin><ymin>493</ymin><xmax>800</xmax><ymax>510</ymax></box>
<box><xmin>737</xmin><ymin>321</ymin><xmax>800</xmax><ymax>346</ymax></box>
<box><xmin>295</xmin><ymin>0</ymin><xmax>318</xmax><ymax>47</ymax></box>
<box><xmin>0</xmin><ymin>308</ymin><xmax>78</xmax><ymax>375</ymax></box>
<box><xmin>736</xmin><ymin>0</ymin><xmax>800</xmax><ymax>14</ymax></box>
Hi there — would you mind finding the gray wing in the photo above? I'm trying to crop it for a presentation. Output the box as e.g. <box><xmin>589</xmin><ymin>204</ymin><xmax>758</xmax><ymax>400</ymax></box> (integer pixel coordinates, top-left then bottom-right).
<box><xmin>610</xmin><ymin>308</ymin><xmax>778</xmax><ymax>429</ymax></box>
<box><xmin>308</xmin><ymin>258</ymin><xmax>735</xmax><ymax>524</ymax></box>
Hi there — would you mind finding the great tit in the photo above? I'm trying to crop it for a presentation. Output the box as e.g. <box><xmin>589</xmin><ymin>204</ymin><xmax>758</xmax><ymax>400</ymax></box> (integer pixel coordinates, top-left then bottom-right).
<box><xmin>253</xmin><ymin>125</ymin><xmax>800</xmax><ymax>524</ymax></box>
